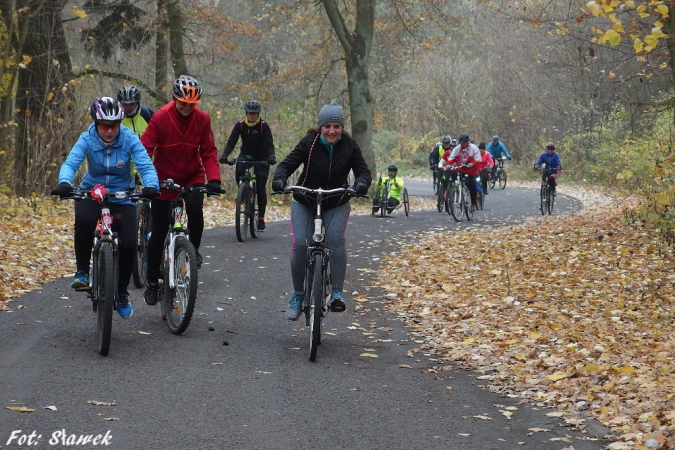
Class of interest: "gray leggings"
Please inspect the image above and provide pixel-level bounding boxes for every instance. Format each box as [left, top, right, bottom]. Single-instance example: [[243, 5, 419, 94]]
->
[[290, 200, 350, 293]]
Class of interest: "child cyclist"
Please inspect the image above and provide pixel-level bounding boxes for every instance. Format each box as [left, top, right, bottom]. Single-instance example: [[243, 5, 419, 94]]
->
[[534, 141, 562, 193], [372, 164, 405, 214]]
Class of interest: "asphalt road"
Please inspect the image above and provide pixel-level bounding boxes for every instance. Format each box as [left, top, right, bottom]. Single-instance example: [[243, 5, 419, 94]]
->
[[0, 182, 606, 450]]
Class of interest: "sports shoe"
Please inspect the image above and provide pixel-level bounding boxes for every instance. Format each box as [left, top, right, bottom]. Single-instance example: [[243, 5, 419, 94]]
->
[[195, 252, 203, 268], [286, 292, 304, 321], [144, 282, 159, 305], [257, 218, 266, 231], [470, 204, 476, 212], [117, 293, 133, 318], [71, 271, 89, 289], [330, 290, 346, 312]]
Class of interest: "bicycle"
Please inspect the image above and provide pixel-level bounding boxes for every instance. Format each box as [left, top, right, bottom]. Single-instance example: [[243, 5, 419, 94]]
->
[[157, 179, 222, 334], [51, 184, 146, 356], [538, 166, 557, 215], [232, 156, 274, 242], [490, 156, 508, 190], [371, 177, 410, 217], [446, 165, 474, 222], [132, 198, 151, 288], [276, 185, 364, 361]]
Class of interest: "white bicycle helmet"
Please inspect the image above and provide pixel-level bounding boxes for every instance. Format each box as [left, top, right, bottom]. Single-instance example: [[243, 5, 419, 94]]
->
[[90, 97, 125, 121]]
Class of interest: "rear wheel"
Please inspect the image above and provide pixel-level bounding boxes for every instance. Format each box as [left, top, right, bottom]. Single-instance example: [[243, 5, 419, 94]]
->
[[308, 254, 323, 361], [249, 185, 258, 238], [164, 236, 198, 334], [449, 185, 464, 221], [96, 243, 114, 356], [235, 182, 248, 242], [132, 202, 150, 288], [436, 183, 445, 212], [490, 169, 497, 189], [499, 170, 507, 189], [402, 188, 410, 217]]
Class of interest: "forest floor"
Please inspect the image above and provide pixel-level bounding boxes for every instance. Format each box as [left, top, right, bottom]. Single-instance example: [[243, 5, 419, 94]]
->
[[1, 184, 673, 449]]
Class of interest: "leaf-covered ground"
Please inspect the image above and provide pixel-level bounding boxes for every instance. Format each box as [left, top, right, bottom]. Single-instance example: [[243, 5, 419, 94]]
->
[[1, 187, 673, 449]]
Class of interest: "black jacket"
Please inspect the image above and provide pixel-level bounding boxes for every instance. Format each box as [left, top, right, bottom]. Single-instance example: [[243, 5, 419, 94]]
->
[[222, 119, 275, 160], [274, 131, 371, 210]]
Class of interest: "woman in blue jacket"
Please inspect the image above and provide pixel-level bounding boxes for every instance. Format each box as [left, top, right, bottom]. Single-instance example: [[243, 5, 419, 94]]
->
[[534, 142, 562, 193], [54, 97, 159, 318]]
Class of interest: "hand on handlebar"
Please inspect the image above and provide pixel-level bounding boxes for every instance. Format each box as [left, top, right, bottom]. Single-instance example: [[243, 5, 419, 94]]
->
[[52, 182, 74, 197], [354, 182, 368, 196], [272, 179, 286, 193]]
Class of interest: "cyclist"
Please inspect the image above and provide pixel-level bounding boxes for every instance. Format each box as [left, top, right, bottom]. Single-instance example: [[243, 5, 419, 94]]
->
[[54, 97, 160, 318], [487, 135, 512, 181], [271, 102, 371, 320], [117, 85, 154, 138], [218, 99, 276, 231], [140, 75, 222, 306], [534, 141, 562, 194], [429, 136, 452, 190], [477, 142, 494, 195], [439, 133, 482, 212], [372, 164, 405, 214]]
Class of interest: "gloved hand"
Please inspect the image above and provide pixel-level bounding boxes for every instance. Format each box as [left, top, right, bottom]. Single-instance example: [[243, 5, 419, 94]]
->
[[268, 155, 277, 165], [53, 182, 74, 197], [218, 153, 229, 164], [207, 180, 222, 193], [272, 179, 286, 192], [465, 163, 474, 168], [141, 187, 160, 198], [508, 157, 512, 160], [354, 182, 368, 196], [226, 159, 236, 166]]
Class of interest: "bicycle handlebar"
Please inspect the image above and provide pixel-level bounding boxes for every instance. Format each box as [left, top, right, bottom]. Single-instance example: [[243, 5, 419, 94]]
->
[[273, 185, 368, 199], [159, 179, 223, 196], [51, 187, 147, 202]]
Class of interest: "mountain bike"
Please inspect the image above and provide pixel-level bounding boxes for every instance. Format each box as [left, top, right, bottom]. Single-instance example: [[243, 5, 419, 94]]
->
[[234, 156, 273, 242], [132, 198, 151, 288], [371, 178, 410, 217], [157, 179, 222, 334], [490, 156, 508, 190], [538, 167, 557, 215], [447, 166, 474, 222], [277, 185, 364, 361], [52, 185, 146, 356]]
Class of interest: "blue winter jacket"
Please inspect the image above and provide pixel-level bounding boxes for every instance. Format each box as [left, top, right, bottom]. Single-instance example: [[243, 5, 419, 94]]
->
[[488, 141, 511, 160], [535, 152, 562, 174], [58, 123, 159, 205]]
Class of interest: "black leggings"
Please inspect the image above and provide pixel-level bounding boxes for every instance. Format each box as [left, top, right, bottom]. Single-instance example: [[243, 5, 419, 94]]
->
[[235, 162, 270, 218], [73, 199, 136, 294], [147, 192, 204, 284]]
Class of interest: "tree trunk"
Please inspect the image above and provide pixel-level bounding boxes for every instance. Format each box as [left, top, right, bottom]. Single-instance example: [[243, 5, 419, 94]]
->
[[321, 0, 376, 176], [155, 0, 169, 101], [166, 0, 188, 78]]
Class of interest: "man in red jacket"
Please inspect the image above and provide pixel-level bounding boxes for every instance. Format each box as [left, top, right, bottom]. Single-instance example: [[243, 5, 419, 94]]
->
[[439, 133, 482, 212], [140, 75, 222, 306]]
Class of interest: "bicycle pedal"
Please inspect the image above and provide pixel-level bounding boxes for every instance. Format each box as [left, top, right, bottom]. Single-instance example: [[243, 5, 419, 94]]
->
[[76, 286, 89, 292]]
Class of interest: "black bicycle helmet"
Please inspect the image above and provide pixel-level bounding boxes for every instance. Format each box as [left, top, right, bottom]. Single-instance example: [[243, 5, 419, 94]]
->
[[244, 99, 261, 113], [387, 164, 398, 173], [458, 133, 470, 144], [117, 85, 141, 104], [546, 142, 556, 150], [90, 97, 124, 122], [442, 135, 452, 144]]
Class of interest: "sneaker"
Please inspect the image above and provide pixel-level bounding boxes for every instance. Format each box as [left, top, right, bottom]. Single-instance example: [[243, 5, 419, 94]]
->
[[144, 282, 159, 305], [470, 204, 476, 212], [71, 271, 89, 289], [257, 218, 266, 231], [286, 292, 304, 321], [195, 252, 203, 268], [330, 290, 346, 312], [117, 293, 133, 318]]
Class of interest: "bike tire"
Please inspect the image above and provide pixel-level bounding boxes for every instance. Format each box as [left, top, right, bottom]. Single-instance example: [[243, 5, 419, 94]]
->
[[235, 182, 248, 242], [308, 253, 323, 362], [464, 185, 474, 221], [164, 236, 199, 334], [540, 186, 546, 215], [547, 188, 555, 215], [499, 170, 507, 189], [380, 187, 387, 218], [249, 186, 258, 238], [402, 188, 410, 217], [96, 243, 115, 356], [477, 190, 484, 210], [132, 202, 150, 288], [436, 184, 445, 212], [490, 170, 497, 189], [449, 185, 464, 221]]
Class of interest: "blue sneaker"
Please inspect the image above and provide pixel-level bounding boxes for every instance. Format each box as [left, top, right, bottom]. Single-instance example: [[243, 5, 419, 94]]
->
[[117, 293, 133, 318], [330, 289, 346, 312], [71, 271, 89, 289], [286, 292, 304, 321]]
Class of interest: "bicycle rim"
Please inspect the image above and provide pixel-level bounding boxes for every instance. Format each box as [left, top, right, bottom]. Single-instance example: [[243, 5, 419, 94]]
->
[[235, 183, 247, 242], [436, 186, 444, 212], [464, 190, 474, 221], [133, 203, 149, 288], [308, 254, 323, 361], [499, 171, 507, 189], [249, 187, 258, 238], [165, 237, 198, 334], [547, 189, 554, 214], [450, 186, 464, 221], [96, 243, 114, 356], [540, 186, 546, 215], [403, 188, 410, 217]]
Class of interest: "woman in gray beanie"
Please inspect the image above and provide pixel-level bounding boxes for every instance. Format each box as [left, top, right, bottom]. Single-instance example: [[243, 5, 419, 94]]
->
[[272, 102, 371, 321]]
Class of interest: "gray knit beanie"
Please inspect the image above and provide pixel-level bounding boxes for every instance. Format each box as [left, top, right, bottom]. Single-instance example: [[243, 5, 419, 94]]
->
[[317, 102, 345, 128]]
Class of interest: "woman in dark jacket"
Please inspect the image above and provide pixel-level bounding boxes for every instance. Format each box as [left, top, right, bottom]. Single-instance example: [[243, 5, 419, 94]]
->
[[273, 102, 371, 320]]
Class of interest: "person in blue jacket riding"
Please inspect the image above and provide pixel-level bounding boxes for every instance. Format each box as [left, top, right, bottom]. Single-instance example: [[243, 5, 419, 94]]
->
[[534, 141, 562, 193]]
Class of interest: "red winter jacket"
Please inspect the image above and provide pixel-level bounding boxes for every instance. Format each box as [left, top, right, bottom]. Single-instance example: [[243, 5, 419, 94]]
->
[[141, 102, 220, 201]]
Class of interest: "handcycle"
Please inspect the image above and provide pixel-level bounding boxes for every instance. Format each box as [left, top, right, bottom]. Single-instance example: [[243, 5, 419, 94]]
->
[[490, 156, 508, 190], [132, 197, 151, 288], [371, 177, 409, 217], [537, 164, 557, 215], [156, 179, 222, 334], [275, 185, 365, 361], [51, 184, 148, 356], [446, 165, 475, 222], [230, 155, 274, 242]]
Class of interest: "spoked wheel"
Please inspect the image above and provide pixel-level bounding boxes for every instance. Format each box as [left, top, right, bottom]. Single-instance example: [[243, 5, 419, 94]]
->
[[249, 187, 258, 239], [464, 189, 474, 221], [499, 170, 507, 189], [490, 171, 497, 189], [164, 236, 199, 334], [132, 202, 150, 288], [308, 254, 323, 362], [402, 188, 410, 217], [235, 183, 249, 242], [449, 185, 464, 221], [540, 186, 546, 215], [477, 189, 484, 210], [380, 189, 387, 218], [96, 243, 115, 356], [547, 188, 555, 215], [436, 184, 445, 212]]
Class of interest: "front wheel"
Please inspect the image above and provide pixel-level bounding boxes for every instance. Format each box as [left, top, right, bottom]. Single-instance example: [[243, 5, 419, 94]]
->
[[235, 182, 249, 242], [464, 185, 474, 221], [499, 170, 507, 189], [164, 236, 199, 334], [547, 187, 555, 215], [96, 243, 115, 356], [308, 254, 323, 361], [132, 202, 150, 288], [402, 188, 410, 217], [490, 170, 497, 189], [436, 184, 445, 212], [540, 185, 546, 215], [449, 185, 464, 221], [249, 186, 258, 239]]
